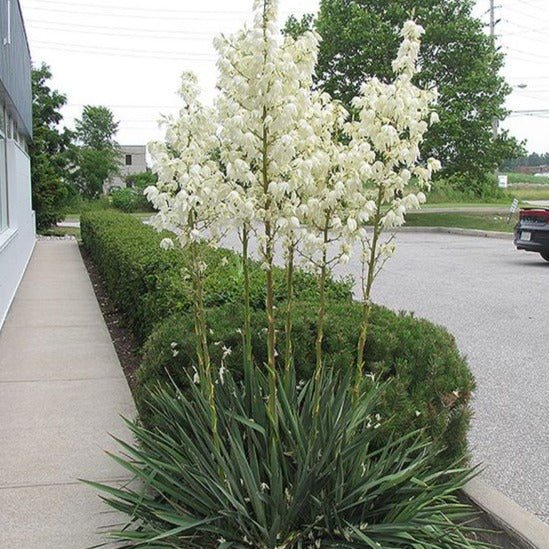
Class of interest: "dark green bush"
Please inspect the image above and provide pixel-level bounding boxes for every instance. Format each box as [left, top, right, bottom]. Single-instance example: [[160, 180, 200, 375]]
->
[[137, 300, 474, 466], [91, 370, 486, 548], [81, 210, 475, 467], [80, 210, 351, 342]]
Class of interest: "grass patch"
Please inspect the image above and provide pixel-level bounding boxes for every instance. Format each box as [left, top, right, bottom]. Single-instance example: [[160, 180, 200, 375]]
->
[[38, 226, 81, 238], [503, 172, 549, 185], [422, 202, 507, 209], [508, 185, 549, 201], [62, 210, 152, 223], [62, 215, 80, 223], [406, 212, 516, 232]]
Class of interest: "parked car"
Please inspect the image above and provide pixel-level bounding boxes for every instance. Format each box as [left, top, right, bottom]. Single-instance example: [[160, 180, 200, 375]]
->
[[514, 208, 549, 261]]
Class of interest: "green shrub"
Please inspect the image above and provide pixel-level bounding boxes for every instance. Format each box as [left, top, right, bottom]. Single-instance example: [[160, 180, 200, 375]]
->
[[90, 370, 487, 548], [82, 210, 475, 467], [111, 176, 155, 212], [137, 301, 474, 467], [110, 187, 141, 212], [124, 169, 157, 189], [80, 210, 351, 342], [65, 194, 112, 213], [503, 172, 549, 185], [429, 173, 506, 202]]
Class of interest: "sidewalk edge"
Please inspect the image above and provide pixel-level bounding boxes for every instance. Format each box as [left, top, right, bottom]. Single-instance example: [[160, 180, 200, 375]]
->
[[394, 226, 512, 239]]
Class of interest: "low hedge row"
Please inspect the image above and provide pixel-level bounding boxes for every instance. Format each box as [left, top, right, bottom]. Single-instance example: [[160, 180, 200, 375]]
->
[[80, 210, 351, 342], [138, 301, 474, 466], [81, 209, 475, 467]]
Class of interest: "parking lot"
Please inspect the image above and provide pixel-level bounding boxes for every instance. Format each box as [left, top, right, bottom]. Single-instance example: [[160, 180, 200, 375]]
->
[[223, 227, 549, 523], [338, 231, 549, 523]]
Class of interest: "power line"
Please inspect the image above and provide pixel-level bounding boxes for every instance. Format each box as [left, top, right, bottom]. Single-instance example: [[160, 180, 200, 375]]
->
[[511, 109, 549, 113], [506, 53, 549, 66], [26, 19, 219, 39], [505, 22, 549, 36], [504, 46, 549, 61], [31, 40, 217, 60], [509, 92, 549, 104], [27, 22, 214, 41], [504, 4, 549, 25], [23, 4, 249, 22], [508, 75, 549, 80], [502, 29, 549, 46], [24, 0, 311, 18], [513, 88, 549, 93], [65, 103, 180, 109], [506, 0, 549, 18], [23, 0, 250, 17]]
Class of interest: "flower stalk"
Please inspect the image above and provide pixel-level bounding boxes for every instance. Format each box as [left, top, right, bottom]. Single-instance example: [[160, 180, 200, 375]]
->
[[189, 229, 221, 456], [313, 216, 330, 417], [284, 239, 295, 378], [355, 184, 384, 402]]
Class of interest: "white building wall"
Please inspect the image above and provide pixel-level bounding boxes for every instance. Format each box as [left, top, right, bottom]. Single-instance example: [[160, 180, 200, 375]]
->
[[0, 141, 35, 328]]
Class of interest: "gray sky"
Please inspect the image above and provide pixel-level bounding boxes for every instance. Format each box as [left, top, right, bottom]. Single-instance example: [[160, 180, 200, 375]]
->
[[19, 0, 549, 155]]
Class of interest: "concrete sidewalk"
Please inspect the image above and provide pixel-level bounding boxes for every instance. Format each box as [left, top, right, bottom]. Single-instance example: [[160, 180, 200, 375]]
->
[[0, 239, 136, 548]]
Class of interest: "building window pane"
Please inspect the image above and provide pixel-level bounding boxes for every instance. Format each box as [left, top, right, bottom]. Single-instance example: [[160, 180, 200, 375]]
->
[[125, 154, 132, 166]]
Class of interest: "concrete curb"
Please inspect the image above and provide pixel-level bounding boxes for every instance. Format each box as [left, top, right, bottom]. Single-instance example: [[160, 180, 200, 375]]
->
[[463, 478, 549, 549], [394, 226, 512, 240], [61, 220, 513, 240]]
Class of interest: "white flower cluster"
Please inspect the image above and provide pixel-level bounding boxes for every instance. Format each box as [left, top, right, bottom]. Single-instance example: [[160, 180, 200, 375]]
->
[[345, 20, 440, 232], [147, 0, 440, 273], [145, 72, 229, 247], [214, 0, 323, 243]]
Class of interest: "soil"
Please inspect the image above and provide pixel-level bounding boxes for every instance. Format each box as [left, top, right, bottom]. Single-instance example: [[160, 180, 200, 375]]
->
[[79, 243, 141, 394]]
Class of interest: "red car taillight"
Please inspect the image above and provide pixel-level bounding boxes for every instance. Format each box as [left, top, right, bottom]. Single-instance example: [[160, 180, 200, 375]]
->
[[519, 209, 549, 223]]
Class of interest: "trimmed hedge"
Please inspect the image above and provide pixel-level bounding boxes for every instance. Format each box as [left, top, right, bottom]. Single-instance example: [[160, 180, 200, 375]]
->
[[137, 301, 474, 466], [80, 210, 351, 342], [81, 209, 475, 466]]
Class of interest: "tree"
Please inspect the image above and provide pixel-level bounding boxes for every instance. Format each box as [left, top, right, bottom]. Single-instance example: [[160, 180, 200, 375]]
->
[[73, 105, 120, 198], [502, 151, 549, 171], [285, 0, 525, 193], [29, 63, 73, 229]]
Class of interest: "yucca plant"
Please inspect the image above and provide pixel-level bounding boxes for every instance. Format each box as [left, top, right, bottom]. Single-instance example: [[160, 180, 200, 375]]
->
[[88, 370, 489, 548]]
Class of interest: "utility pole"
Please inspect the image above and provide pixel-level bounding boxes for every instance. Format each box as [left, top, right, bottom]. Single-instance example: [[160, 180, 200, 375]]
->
[[490, 0, 499, 179], [490, 0, 498, 142], [489, 0, 495, 38]]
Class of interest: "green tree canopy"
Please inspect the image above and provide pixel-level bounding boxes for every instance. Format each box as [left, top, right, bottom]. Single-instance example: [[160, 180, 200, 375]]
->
[[285, 0, 524, 193], [29, 63, 73, 230], [502, 151, 549, 170], [73, 105, 120, 198], [75, 105, 119, 150]]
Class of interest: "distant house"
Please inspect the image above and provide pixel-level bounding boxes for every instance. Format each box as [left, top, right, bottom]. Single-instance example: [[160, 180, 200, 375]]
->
[[0, 0, 34, 328], [108, 145, 147, 191]]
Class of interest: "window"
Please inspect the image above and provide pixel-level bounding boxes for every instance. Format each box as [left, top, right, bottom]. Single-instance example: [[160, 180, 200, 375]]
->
[[0, 106, 7, 232], [125, 154, 132, 166]]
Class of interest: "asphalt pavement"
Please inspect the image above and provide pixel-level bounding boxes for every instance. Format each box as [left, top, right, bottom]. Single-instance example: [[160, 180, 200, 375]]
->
[[222, 228, 549, 524], [57, 216, 549, 529], [335, 231, 549, 524]]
